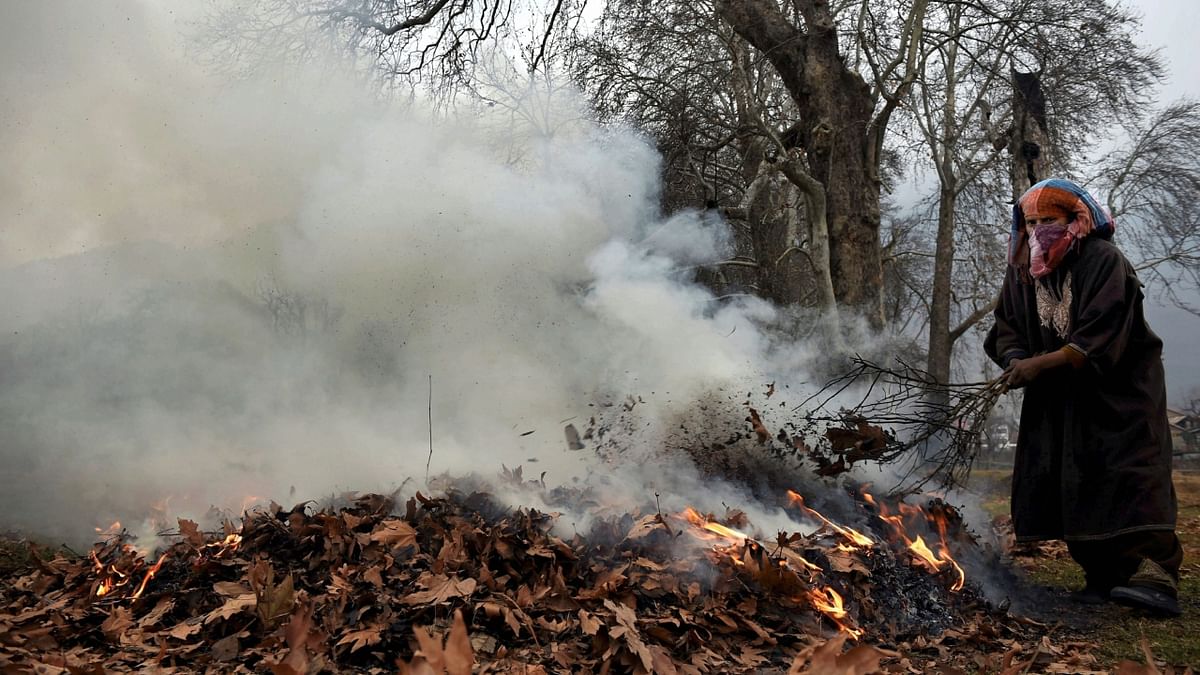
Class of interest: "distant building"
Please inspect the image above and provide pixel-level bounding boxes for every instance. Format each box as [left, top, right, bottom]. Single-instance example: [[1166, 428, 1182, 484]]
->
[[1167, 407, 1199, 461]]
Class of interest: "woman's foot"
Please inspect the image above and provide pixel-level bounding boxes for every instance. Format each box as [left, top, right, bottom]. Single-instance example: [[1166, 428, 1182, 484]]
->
[[1110, 584, 1182, 617]]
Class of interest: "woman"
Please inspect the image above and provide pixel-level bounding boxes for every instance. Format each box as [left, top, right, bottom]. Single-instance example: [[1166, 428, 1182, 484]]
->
[[985, 178, 1182, 616]]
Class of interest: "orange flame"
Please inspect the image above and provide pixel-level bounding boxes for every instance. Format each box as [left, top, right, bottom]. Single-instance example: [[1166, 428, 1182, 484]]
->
[[131, 553, 169, 600], [94, 521, 122, 536], [679, 507, 748, 545], [786, 491, 874, 548], [806, 586, 863, 639], [864, 492, 967, 592], [90, 549, 132, 598]]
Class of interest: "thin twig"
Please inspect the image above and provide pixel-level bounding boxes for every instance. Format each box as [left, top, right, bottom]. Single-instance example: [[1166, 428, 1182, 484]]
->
[[425, 374, 433, 484]]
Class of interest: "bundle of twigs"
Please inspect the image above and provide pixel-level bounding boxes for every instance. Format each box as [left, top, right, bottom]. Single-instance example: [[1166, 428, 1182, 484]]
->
[[792, 357, 1007, 494]]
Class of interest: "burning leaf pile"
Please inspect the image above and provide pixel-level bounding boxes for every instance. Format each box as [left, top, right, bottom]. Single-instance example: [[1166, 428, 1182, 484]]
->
[[0, 480, 1089, 673]]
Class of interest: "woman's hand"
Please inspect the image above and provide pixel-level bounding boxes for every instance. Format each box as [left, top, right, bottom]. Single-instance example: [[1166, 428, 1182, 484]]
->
[[1003, 348, 1080, 388], [1003, 357, 1044, 389]]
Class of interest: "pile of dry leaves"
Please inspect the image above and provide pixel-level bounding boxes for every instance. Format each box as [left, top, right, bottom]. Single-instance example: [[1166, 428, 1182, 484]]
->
[[0, 473, 1130, 674]]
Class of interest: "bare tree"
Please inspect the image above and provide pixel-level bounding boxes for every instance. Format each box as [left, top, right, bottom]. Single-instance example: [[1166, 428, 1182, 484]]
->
[[1096, 101, 1200, 313], [199, 0, 588, 89]]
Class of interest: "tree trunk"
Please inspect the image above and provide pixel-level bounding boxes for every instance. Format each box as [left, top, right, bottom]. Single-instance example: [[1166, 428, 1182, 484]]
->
[[927, 184, 957, 385], [926, 8, 960, 386], [716, 0, 884, 328], [1010, 70, 1054, 200]]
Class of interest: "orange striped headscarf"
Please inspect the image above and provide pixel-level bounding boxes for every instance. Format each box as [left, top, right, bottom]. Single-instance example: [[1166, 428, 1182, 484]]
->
[[1009, 178, 1115, 279]]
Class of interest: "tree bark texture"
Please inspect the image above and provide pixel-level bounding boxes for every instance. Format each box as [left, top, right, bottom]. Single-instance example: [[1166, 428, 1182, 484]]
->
[[717, 0, 884, 327], [1010, 70, 1054, 200]]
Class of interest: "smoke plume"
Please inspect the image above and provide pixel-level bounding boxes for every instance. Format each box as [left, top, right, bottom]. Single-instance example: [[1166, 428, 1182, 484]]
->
[[0, 1, 845, 546]]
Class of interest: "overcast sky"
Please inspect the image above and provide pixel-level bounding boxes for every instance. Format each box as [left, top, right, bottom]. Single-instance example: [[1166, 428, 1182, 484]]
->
[[1128, 0, 1200, 403]]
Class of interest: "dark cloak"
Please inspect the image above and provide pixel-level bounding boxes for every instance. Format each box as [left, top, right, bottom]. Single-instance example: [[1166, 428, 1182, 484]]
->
[[984, 237, 1176, 542]]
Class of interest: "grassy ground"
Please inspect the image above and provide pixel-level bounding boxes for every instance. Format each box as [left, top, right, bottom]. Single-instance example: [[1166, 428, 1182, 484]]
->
[[967, 468, 1200, 669]]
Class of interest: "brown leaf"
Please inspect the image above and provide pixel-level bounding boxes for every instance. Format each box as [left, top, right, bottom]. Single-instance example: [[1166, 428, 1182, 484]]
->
[[204, 593, 256, 625], [412, 625, 445, 672], [166, 617, 204, 641], [747, 407, 771, 443], [213, 581, 251, 597], [211, 634, 239, 662], [249, 561, 295, 627], [650, 644, 680, 675], [790, 633, 890, 675], [274, 600, 314, 675], [444, 609, 475, 675], [370, 520, 418, 550], [363, 565, 384, 589], [100, 607, 134, 640], [603, 599, 653, 673], [624, 514, 671, 542], [337, 625, 383, 653], [403, 574, 477, 605], [579, 609, 601, 636], [138, 597, 175, 628], [835, 644, 890, 674], [177, 518, 205, 547]]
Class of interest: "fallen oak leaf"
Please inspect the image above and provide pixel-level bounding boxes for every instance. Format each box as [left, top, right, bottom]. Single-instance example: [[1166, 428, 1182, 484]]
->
[[211, 634, 239, 662], [213, 581, 251, 597], [623, 514, 672, 543], [138, 597, 175, 629], [790, 633, 893, 675], [248, 560, 295, 628]]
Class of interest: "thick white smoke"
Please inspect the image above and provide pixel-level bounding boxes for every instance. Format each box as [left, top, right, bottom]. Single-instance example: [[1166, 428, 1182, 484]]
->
[[0, 1, 846, 546]]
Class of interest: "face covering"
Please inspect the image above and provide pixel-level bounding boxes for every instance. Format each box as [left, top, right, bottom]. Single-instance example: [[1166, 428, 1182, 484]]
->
[[1028, 223, 1069, 278]]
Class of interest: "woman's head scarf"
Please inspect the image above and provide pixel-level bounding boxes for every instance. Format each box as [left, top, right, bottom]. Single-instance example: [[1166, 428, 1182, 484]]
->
[[1009, 178, 1115, 279]]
